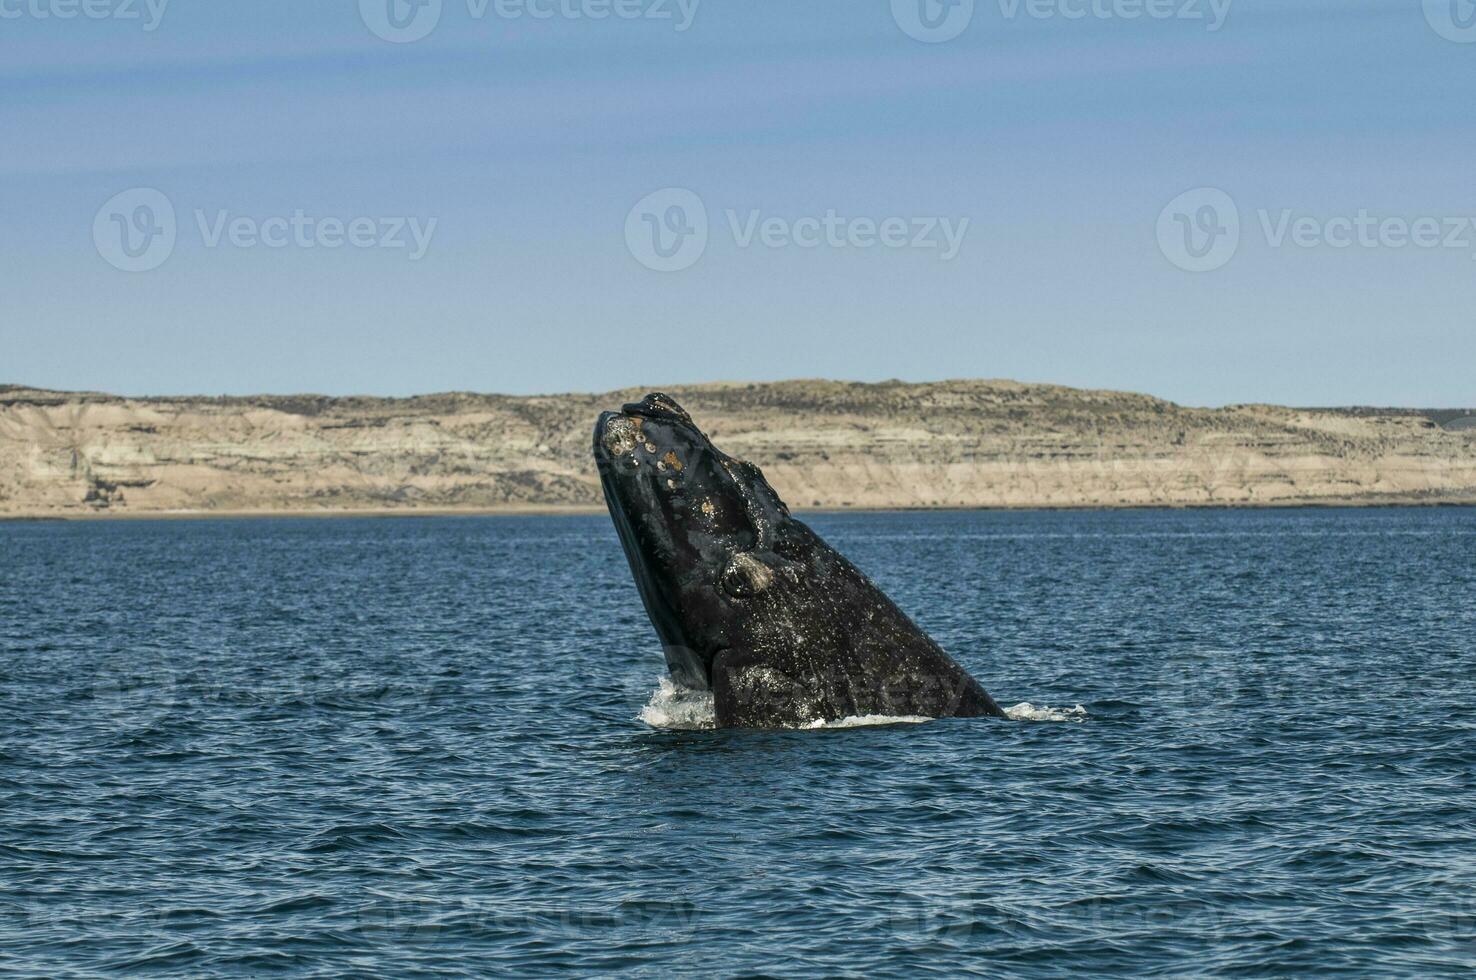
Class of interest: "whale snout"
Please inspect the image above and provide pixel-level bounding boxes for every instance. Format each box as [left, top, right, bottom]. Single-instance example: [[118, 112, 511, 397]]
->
[[595, 394, 697, 472], [621, 392, 692, 425]]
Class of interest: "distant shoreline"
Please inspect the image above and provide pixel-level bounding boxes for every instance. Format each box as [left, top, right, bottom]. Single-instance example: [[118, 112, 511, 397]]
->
[[6, 379, 1475, 518], [6, 497, 1476, 523]]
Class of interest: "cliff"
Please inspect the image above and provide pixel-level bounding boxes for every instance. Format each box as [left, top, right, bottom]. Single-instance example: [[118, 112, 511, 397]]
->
[[2, 380, 1475, 517]]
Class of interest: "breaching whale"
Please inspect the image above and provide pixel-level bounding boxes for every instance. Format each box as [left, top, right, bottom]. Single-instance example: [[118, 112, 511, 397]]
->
[[595, 392, 1008, 728]]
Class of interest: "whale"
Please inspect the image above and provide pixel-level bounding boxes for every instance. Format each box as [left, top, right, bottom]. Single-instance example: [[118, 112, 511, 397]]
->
[[595, 392, 1008, 728]]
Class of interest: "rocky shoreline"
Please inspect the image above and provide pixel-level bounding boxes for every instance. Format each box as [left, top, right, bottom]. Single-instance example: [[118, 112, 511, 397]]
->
[[3, 380, 1475, 518]]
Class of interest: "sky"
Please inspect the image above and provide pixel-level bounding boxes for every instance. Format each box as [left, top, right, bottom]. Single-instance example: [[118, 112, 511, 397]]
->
[[2, 0, 1474, 407]]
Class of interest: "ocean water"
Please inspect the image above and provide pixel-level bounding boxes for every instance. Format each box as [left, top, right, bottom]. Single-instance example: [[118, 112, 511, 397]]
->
[[3, 508, 1475, 976]]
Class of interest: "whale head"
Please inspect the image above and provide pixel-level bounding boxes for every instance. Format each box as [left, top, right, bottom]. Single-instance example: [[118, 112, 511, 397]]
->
[[594, 392, 809, 690]]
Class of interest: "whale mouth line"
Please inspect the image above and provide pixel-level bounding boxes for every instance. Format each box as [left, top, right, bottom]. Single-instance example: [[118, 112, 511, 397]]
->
[[619, 392, 693, 426]]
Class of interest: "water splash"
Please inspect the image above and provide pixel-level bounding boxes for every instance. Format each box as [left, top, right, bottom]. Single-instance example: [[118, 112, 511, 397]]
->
[[801, 714, 933, 729], [638, 678, 715, 730], [1005, 702, 1088, 723], [639, 679, 1081, 729], [638, 680, 937, 730]]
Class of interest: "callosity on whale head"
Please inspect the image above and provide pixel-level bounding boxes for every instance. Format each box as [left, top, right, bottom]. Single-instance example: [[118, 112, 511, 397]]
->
[[594, 392, 1007, 728]]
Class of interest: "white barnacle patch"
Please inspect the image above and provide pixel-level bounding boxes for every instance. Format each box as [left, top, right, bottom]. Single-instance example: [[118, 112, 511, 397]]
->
[[721, 552, 775, 598], [601, 416, 640, 457]]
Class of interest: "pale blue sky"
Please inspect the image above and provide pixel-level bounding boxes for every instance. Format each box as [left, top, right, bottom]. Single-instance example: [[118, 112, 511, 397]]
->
[[3, 0, 1474, 406]]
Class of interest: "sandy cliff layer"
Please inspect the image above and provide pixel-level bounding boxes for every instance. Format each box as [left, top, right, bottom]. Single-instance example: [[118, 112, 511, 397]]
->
[[2, 380, 1475, 517]]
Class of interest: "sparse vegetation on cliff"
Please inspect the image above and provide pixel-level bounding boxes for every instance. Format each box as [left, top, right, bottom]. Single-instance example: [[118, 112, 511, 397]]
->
[[2, 381, 1474, 517]]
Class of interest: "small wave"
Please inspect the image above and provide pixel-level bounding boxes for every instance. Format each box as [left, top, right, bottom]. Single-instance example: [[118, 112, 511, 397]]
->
[[1005, 702, 1088, 723]]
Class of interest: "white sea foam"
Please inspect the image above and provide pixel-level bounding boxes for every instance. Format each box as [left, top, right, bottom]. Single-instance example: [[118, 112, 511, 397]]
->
[[1005, 702, 1088, 723], [801, 714, 933, 729], [638, 678, 1086, 729], [638, 678, 716, 730], [637, 680, 933, 730]]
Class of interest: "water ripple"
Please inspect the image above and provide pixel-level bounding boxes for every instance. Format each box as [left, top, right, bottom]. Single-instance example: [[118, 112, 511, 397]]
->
[[2, 509, 1475, 975]]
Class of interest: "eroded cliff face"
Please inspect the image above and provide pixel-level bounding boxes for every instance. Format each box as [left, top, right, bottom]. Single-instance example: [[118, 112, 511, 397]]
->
[[2, 380, 1474, 517]]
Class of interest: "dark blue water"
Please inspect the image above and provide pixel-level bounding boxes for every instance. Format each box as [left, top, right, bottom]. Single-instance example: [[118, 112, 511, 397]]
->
[[4, 508, 1475, 976]]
